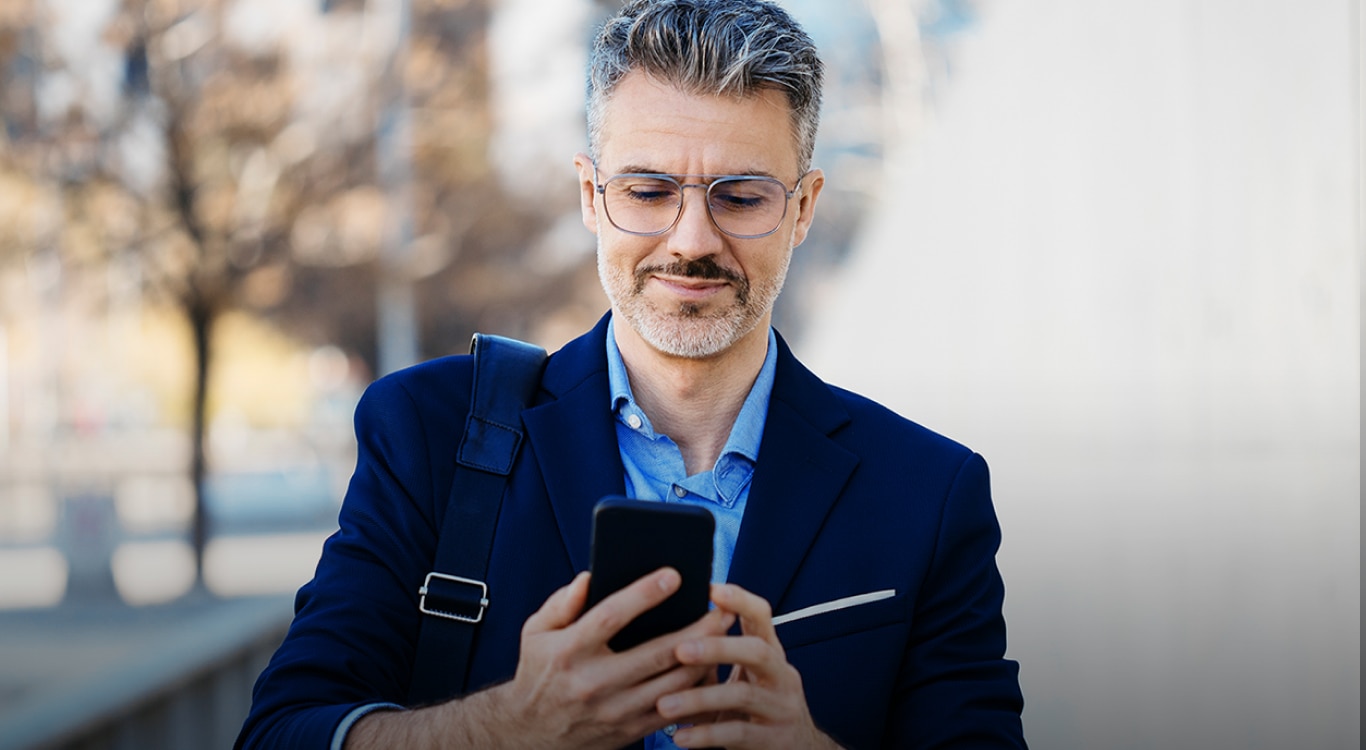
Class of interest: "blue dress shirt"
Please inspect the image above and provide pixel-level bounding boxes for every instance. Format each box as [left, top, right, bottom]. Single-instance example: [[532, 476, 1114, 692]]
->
[[605, 318, 776, 584], [606, 319, 777, 750]]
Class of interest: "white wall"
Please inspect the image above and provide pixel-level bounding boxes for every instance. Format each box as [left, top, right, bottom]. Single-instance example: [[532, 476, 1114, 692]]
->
[[803, 1, 1360, 747]]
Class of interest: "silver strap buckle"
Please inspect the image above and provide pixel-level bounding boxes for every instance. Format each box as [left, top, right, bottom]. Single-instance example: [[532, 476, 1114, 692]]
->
[[418, 572, 489, 623]]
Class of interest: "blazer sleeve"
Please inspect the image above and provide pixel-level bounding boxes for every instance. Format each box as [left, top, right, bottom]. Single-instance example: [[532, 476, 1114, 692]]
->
[[235, 364, 462, 749], [889, 451, 1027, 748]]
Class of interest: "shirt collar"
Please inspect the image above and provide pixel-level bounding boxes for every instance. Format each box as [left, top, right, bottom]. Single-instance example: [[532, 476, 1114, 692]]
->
[[606, 316, 777, 466]]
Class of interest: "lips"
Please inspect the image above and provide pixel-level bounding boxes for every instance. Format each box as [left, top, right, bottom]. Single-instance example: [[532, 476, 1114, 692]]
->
[[630, 257, 751, 307], [651, 274, 730, 300]]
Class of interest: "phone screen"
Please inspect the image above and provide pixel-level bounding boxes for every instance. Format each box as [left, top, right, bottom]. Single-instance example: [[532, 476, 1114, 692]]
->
[[585, 496, 715, 651]]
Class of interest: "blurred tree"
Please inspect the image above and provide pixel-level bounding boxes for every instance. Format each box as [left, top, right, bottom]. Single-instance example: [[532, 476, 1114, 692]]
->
[[1, 0, 597, 590], [0, 0, 932, 596]]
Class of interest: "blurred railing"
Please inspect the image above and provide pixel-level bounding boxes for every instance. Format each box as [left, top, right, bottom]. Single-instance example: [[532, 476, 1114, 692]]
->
[[0, 596, 292, 750]]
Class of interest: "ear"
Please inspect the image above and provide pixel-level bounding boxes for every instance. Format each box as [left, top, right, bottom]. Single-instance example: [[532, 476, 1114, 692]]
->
[[573, 153, 600, 235], [789, 168, 824, 248]]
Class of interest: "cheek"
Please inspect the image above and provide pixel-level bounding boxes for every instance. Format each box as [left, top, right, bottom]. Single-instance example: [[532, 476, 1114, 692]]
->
[[597, 233, 653, 272], [745, 241, 793, 282]]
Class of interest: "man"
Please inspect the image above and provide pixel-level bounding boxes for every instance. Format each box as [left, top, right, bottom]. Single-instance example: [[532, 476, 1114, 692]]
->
[[237, 1, 1026, 748]]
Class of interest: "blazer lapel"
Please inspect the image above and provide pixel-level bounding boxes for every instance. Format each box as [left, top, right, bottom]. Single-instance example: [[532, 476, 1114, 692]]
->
[[727, 334, 858, 613], [521, 319, 856, 610], [522, 316, 625, 573]]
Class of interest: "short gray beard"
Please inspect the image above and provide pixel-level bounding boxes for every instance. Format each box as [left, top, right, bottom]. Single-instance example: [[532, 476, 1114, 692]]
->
[[598, 242, 790, 359]]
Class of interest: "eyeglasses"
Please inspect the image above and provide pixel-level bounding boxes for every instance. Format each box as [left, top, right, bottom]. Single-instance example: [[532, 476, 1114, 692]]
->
[[594, 166, 807, 239]]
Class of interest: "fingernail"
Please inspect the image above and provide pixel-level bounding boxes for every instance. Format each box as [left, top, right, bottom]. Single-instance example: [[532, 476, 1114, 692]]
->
[[658, 694, 681, 714], [658, 568, 680, 591], [678, 640, 702, 660]]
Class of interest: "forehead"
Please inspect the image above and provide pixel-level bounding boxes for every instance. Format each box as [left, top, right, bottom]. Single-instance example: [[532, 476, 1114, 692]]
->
[[597, 71, 801, 177]]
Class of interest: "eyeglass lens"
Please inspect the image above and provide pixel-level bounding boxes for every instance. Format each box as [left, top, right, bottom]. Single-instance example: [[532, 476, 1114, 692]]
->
[[602, 175, 789, 238]]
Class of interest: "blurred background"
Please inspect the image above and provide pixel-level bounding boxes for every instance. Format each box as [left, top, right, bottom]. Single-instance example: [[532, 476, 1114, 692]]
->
[[0, 0, 1358, 748]]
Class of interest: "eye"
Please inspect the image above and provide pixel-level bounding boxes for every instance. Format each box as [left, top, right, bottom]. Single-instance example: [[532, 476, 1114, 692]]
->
[[611, 177, 680, 205], [709, 180, 776, 213], [704, 189, 770, 213]]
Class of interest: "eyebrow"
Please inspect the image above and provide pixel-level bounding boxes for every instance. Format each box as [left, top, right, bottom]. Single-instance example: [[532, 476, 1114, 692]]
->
[[610, 163, 778, 179]]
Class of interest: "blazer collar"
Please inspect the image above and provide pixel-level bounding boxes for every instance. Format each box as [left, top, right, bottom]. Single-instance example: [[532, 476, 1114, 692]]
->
[[524, 314, 858, 611]]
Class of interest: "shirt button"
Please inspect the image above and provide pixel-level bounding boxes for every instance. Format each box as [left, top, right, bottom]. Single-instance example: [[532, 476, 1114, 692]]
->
[[673, 485, 687, 498], [626, 413, 643, 430]]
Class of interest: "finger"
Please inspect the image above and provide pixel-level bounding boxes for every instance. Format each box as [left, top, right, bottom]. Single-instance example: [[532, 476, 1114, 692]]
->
[[676, 632, 797, 696], [671, 719, 763, 750], [523, 571, 590, 634], [725, 663, 747, 684], [577, 566, 682, 644], [711, 583, 779, 643], [657, 680, 764, 722], [675, 634, 772, 672], [658, 606, 735, 644], [592, 616, 728, 731], [598, 607, 734, 689], [604, 658, 713, 724]]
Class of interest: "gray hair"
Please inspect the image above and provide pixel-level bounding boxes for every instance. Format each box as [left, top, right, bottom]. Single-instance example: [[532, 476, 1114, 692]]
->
[[587, 0, 824, 174]]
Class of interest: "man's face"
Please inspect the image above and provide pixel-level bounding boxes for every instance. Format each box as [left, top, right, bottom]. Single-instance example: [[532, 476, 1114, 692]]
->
[[575, 71, 824, 360]]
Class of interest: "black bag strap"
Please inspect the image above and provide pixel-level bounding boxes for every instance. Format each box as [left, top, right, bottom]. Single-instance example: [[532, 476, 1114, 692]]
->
[[407, 333, 547, 705]]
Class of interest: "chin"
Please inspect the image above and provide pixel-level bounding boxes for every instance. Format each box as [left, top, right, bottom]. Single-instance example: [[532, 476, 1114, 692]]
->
[[629, 307, 766, 359], [598, 249, 780, 359], [643, 321, 741, 359]]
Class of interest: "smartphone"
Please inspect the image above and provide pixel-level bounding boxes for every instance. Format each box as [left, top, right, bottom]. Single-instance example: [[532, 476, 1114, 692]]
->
[[585, 496, 715, 651]]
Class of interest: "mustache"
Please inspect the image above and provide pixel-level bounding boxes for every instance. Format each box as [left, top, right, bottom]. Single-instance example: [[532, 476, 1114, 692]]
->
[[633, 257, 745, 291]]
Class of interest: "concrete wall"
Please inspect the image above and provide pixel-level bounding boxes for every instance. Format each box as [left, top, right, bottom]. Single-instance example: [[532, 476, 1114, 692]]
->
[[802, 1, 1360, 747]]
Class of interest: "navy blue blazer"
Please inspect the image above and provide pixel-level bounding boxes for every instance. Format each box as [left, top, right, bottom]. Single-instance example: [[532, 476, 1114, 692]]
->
[[237, 315, 1025, 749]]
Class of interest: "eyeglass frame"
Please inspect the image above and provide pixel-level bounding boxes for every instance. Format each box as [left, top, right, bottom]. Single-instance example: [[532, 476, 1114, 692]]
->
[[592, 162, 812, 240]]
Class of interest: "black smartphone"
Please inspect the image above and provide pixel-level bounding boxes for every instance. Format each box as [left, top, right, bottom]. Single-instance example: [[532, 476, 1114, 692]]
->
[[585, 496, 715, 651]]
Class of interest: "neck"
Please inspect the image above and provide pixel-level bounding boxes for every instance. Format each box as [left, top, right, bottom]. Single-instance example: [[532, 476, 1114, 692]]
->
[[614, 318, 770, 475]]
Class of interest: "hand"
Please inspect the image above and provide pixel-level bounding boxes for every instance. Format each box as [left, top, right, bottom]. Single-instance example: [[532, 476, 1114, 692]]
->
[[489, 568, 736, 749], [656, 583, 843, 749], [346, 569, 733, 750]]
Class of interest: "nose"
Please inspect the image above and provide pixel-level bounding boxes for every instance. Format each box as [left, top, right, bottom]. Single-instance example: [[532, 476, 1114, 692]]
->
[[666, 184, 726, 260]]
